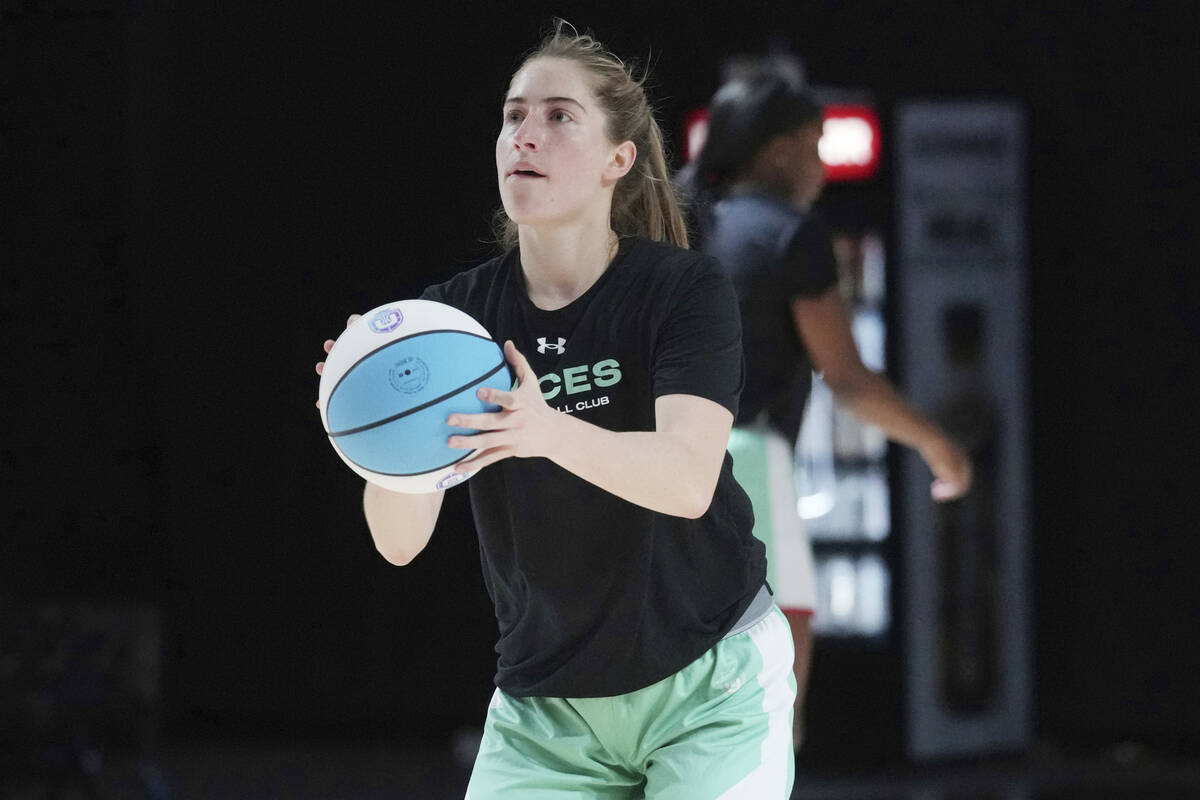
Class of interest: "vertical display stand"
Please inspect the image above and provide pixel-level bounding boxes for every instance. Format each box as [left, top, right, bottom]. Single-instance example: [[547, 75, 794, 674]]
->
[[803, 230, 893, 638], [895, 100, 1033, 761]]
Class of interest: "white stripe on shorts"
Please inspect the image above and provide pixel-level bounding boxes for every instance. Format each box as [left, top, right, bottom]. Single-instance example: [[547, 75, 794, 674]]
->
[[717, 608, 796, 799]]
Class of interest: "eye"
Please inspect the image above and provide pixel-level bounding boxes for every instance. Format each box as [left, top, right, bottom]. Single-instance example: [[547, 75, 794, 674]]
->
[[549, 109, 572, 123], [504, 109, 524, 124]]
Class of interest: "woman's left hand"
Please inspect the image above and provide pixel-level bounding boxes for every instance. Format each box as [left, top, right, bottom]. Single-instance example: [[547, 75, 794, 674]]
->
[[447, 340, 562, 471], [921, 436, 973, 502]]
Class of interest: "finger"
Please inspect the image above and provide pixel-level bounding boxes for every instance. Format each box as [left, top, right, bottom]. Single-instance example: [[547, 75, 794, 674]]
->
[[448, 411, 506, 431], [475, 386, 516, 408], [504, 340, 533, 382], [346, 314, 361, 328], [937, 459, 972, 498], [448, 431, 503, 450], [315, 362, 325, 376], [931, 478, 966, 502], [455, 446, 509, 472], [324, 339, 335, 354]]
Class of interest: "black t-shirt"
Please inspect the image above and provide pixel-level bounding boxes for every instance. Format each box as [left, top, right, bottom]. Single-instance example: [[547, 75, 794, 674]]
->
[[420, 237, 765, 698], [699, 193, 840, 443]]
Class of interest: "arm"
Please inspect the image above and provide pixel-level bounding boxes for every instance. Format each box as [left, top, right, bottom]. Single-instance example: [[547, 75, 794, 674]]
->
[[792, 289, 972, 501], [362, 483, 445, 565], [545, 393, 732, 518], [317, 315, 446, 565], [448, 341, 732, 519]]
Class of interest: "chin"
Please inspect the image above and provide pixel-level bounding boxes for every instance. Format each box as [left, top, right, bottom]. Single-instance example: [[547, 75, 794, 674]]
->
[[501, 200, 568, 230], [499, 193, 542, 223], [501, 206, 541, 227]]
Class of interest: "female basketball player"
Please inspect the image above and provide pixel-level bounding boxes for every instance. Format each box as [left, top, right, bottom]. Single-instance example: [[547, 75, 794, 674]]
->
[[678, 71, 973, 749], [317, 21, 794, 799]]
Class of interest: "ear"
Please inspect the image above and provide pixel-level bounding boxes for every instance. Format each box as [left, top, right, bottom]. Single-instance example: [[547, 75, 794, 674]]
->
[[604, 140, 637, 182]]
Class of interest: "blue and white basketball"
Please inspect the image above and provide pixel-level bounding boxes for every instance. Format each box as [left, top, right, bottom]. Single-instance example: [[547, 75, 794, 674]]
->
[[318, 299, 512, 493]]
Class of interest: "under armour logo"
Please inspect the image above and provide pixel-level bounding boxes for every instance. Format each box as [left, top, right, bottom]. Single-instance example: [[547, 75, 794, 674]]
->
[[536, 337, 567, 354]]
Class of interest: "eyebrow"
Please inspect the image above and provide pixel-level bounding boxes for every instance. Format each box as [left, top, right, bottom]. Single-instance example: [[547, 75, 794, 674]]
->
[[503, 95, 587, 113]]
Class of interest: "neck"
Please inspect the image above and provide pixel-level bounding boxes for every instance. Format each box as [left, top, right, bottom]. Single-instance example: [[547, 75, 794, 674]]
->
[[517, 220, 619, 311], [729, 177, 790, 203]]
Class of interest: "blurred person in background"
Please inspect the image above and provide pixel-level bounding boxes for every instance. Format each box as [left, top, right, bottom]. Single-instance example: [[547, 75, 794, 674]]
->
[[678, 68, 973, 750]]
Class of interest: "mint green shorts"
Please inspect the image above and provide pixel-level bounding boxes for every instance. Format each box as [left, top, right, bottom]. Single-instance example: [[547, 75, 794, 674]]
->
[[465, 608, 796, 799]]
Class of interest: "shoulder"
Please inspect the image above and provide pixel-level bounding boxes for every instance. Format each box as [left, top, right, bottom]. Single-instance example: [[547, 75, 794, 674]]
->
[[420, 251, 510, 305], [624, 237, 726, 288], [706, 194, 803, 261], [620, 239, 738, 323]]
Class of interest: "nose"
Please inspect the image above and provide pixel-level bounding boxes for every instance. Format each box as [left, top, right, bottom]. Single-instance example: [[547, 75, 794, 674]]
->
[[513, 116, 540, 150]]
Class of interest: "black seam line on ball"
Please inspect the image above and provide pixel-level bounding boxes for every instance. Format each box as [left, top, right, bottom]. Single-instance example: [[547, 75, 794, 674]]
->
[[350, 449, 478, 478], [327, 329, 496, 406], [327, 360, 509, 438]]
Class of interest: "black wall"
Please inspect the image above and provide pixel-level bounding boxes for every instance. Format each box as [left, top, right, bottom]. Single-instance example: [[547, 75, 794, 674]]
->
[[4, 1, 1196, 753]]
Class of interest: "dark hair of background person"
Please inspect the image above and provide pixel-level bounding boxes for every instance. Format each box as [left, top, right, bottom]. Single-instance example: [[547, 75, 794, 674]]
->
[[675, 68, 823, 245]]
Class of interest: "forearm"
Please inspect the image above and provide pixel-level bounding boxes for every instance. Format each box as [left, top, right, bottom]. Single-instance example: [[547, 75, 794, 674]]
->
[[448, 344, 732, 518], [544, 412, 721, 519], [796, 291, 945, 453], [362, 481, 444, 565], [828, 369, 946, 453], [825, 366, 972, 499]]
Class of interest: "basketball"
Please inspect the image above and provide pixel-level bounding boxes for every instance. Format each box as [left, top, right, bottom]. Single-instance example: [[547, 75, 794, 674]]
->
[[317, 299, 513, 493]]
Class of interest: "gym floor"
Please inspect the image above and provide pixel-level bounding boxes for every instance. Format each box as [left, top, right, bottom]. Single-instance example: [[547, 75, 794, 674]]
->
[[8, 734, 1198, 800]]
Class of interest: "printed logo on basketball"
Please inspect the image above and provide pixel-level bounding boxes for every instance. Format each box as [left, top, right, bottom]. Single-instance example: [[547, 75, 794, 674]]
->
[[369, 307, 405, 333], [436, 472, 470, 490], [537, 336, 567, 354], [388, 356, 429, 394]]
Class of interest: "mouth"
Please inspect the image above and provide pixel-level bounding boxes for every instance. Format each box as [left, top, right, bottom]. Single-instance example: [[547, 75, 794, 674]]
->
[[507, 167, 546, 179]]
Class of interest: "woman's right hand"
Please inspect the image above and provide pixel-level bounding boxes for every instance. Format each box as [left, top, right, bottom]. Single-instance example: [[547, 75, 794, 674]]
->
[[314, 314, 361, 408]]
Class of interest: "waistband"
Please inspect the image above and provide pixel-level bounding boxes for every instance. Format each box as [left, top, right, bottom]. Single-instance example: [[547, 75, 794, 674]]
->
[[722, 583, 774, 639]]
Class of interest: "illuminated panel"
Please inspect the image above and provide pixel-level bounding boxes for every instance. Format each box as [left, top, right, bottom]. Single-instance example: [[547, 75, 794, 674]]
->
[[820, 104, 881, 182], [682, 102, 880, 182], [682, 107, 710, 163]]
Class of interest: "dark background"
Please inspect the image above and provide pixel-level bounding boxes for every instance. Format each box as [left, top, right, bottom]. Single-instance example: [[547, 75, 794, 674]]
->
[[4, 0, 1197, 772]]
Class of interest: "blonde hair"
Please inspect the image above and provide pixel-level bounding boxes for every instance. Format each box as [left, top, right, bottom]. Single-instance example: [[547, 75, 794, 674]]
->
[[494, 20, 689, 250]]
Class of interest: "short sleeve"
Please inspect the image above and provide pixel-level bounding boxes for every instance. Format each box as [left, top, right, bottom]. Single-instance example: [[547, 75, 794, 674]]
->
[[418, 282, 446, 304], [781, 213, 840, 298], [651, 263, 744, 417], [416, 253, 506, 318], [418, 274, 468, 313]]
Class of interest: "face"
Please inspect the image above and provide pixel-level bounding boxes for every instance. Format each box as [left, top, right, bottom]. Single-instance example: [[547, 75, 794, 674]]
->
[[496, 57, 634, 230], [786, 121, 826, 210]]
